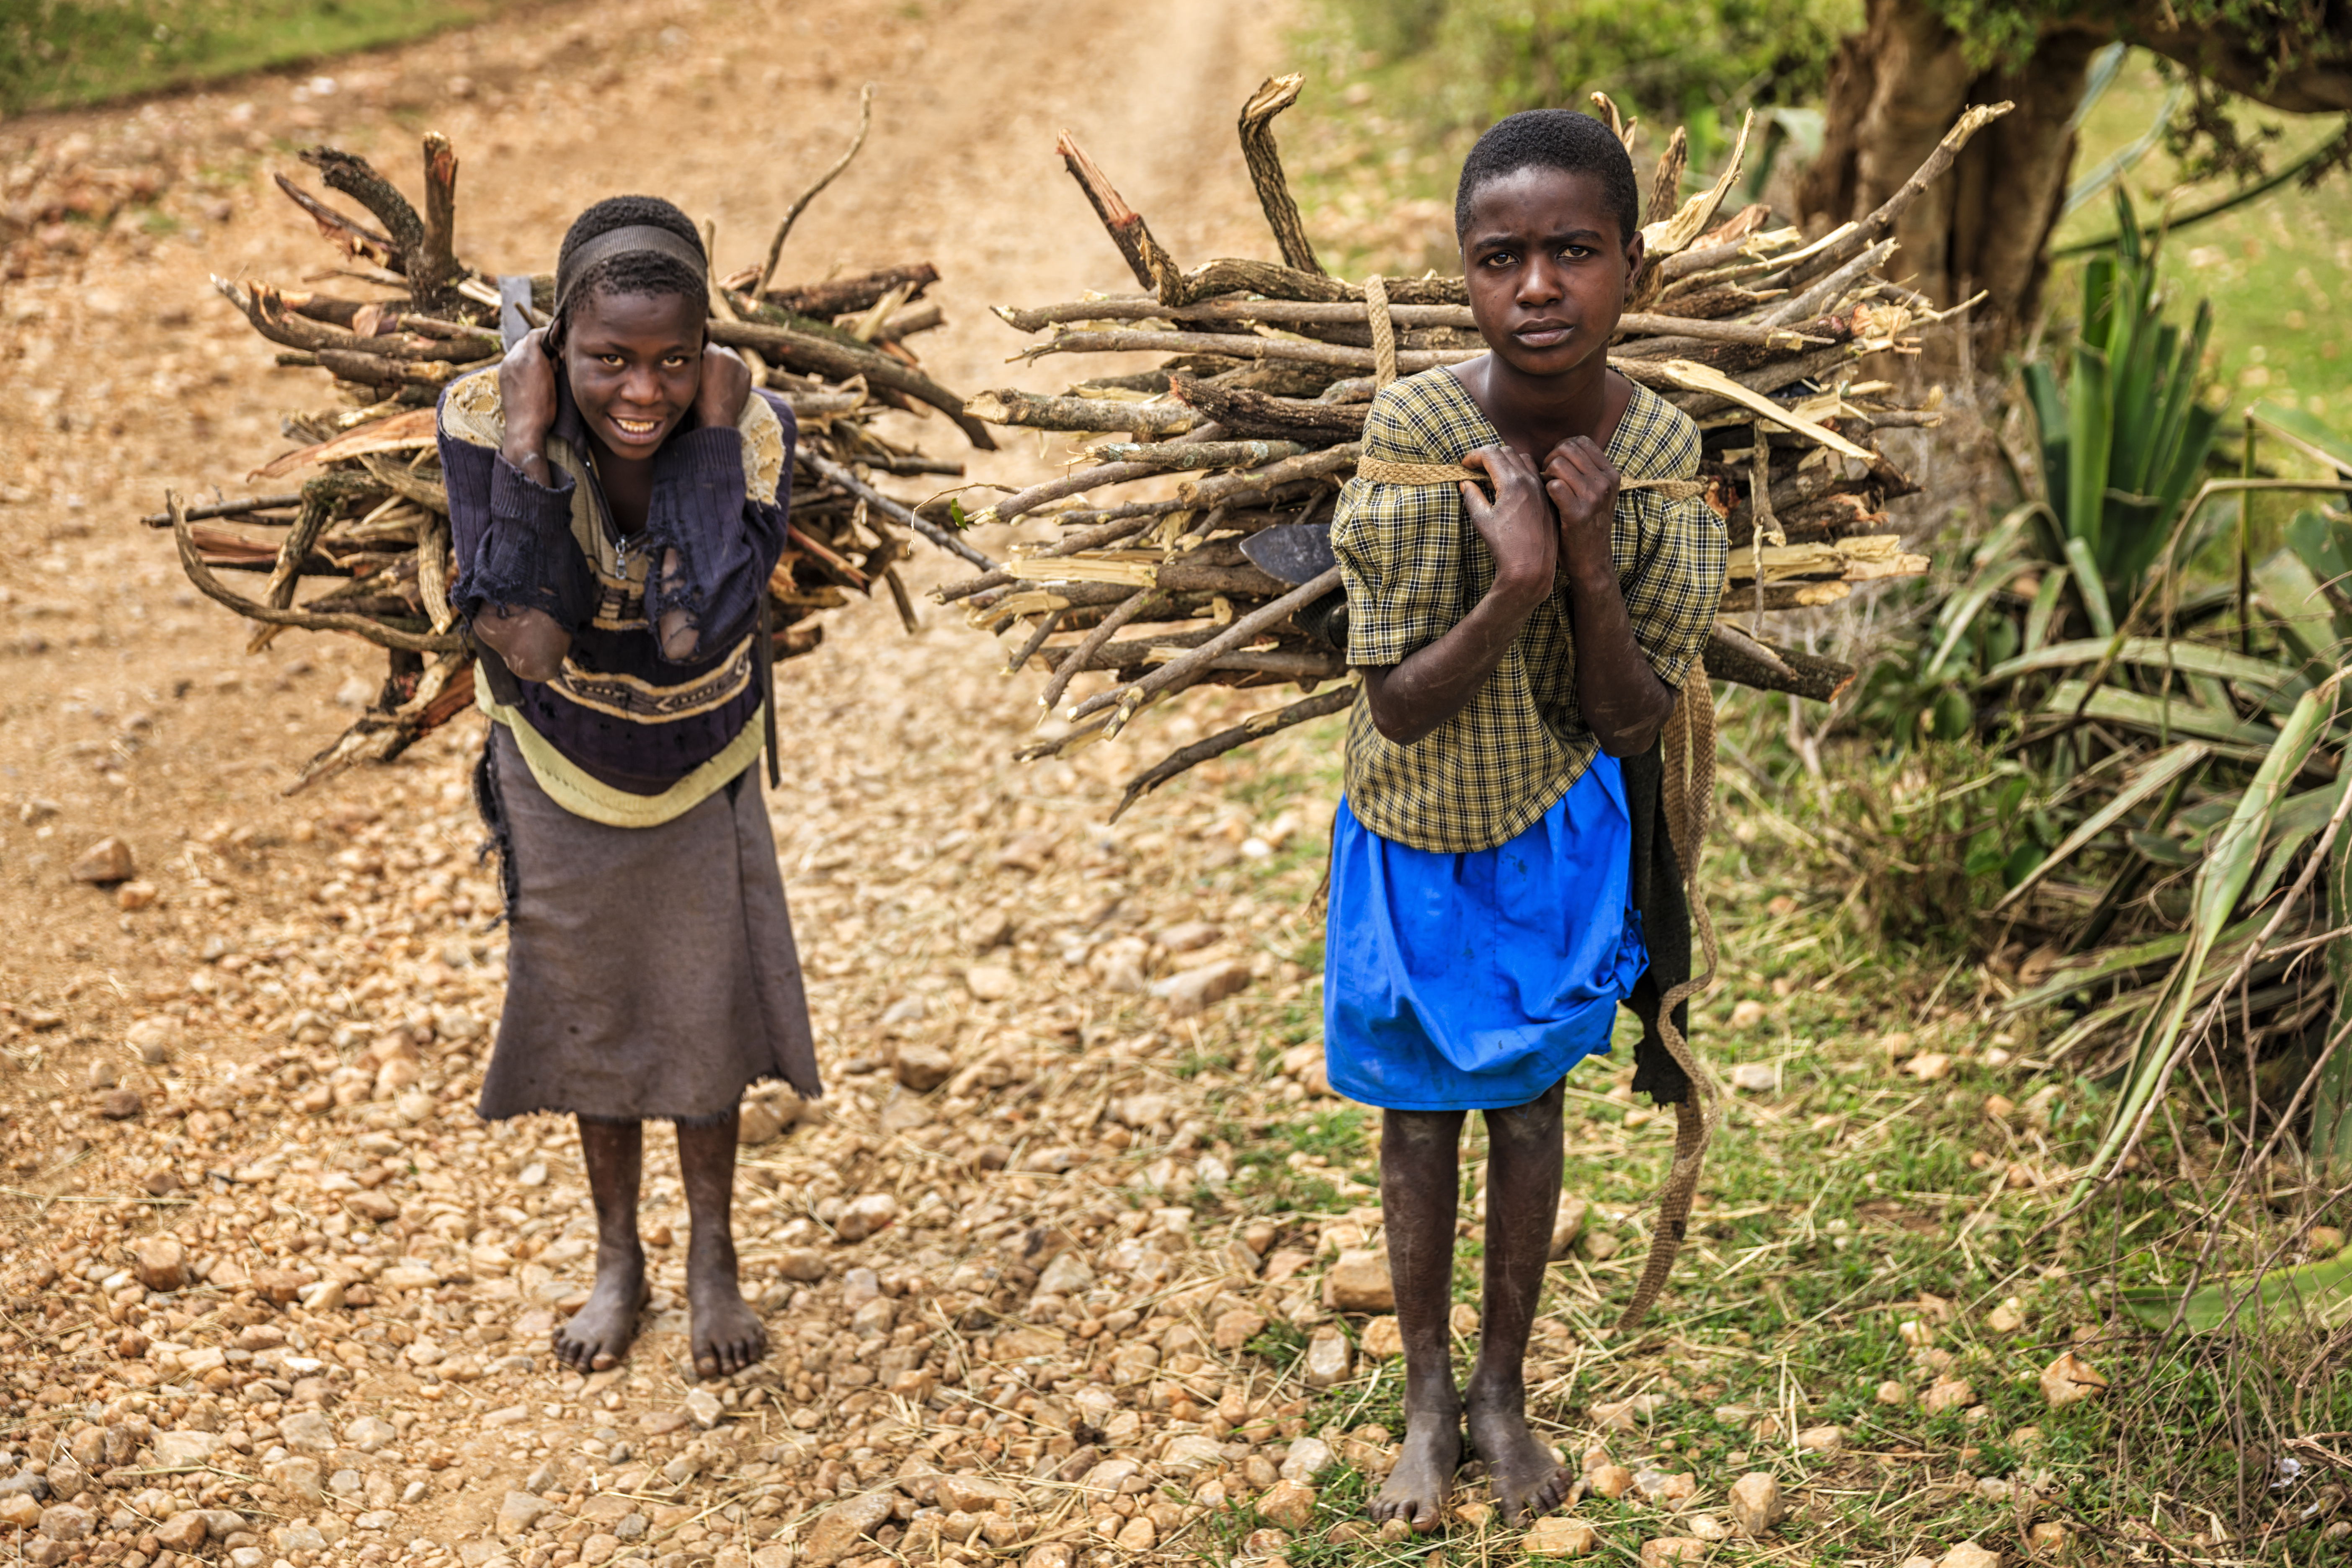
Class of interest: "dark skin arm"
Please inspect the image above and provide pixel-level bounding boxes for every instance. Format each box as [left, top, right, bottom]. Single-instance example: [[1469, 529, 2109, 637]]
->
[[1359, 437, 1675, 755]]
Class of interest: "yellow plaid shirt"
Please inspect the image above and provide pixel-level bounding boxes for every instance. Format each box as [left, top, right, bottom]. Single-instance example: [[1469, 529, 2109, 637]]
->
[[1334, 368, 1725, 853]]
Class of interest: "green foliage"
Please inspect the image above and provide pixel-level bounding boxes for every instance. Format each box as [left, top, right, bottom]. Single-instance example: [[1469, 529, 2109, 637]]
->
[[1321, 0, 1858, 162], [0, 0, 504, 116], [2024, 190, 2228, 619]]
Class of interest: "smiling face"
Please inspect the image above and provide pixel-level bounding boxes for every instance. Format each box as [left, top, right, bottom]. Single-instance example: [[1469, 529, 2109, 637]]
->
[[560, 289, 706, 457], [1459, 166, 1643, 380]]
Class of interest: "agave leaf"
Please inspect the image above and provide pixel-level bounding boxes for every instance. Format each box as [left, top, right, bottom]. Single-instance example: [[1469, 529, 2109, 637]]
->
[[2023, 361, 2070, 521], [1993, 741, 2209, 910], [2000, 912, 2268, 1014], [2253, 546, 2352, 665], [2117, 1247, 2352, 1333], [1924, 504, 2045, 679], [2067, 346, 2115, 563], [2081, 678, 2345, 1193], [2251, 398, 2352, 475], [2039, 681, 2280, 747], [2023, 569, 2069, 652], [2062, 538, 2116, 637], [1982, 636, 2306, 707]]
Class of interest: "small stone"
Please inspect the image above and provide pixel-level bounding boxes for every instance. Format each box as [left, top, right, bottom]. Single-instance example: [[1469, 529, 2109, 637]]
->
[[71, 836, 134, 884], [1639, 1471, 1696, 1507], [1591, 1393, 1661, 1431], [580, 1534, 622, 1566], [265, 1457, 324, 1506], [1588, 1465, 1635, 1499], [1728, 998, 1767, 1029], [778, 1247, 829, 1281], [126, 1016, 178, 1064], [1727, 1473, 1782, 1537], [271, 1524, 328, 1553], [1522, 1516, 1599, 1556], [1323, 1249, 1394, 1312], [1303, 1330, 1352, 1388], [1939, 1544, 2002, 1568], [0, 1496, 39, 1529], [1380, 1518, 1413, 1543], [99, 1087, 143, 1119], [938, 1477, 1019, 1514], [965, 964, 1016, 1002], [1151, 959, 1251, 1016], [1795, 1424, 1844, 1454], [1214, 1307, 1269, 1350], [1361, 1314, 1403, 1357], [1114, 1514, 1157, 1551], [737, 1099, 791, 1146], [1687, 1516, 1731, 1542], [1162, 1434, 1228, 1473], [685, 1388, 724, 1429], [803, 1491, 895, 1565], [131, 1235, 186, 1291], [2039, 1351, 2106, 1407], [1905, 1052, 1952, 1082], [1256, 1480, 1316, 1532], [1729, 1062, 1777, 1092], [1549, 1197, 1589, 1259], [1022, 1545, 1073, 1568], [345, 1415, 395, 1452], [893, 1043, 954, 1091], [1987, 1297, 2026, 1333], [1455, 1502, 1495, 1529], [834, 1193, 898, 1242], [116, 879, 159, 910], [1875, 1380, 1910, 1407], [495, 1491, 548, 1539], [1279, 1436, 1334, 1482], [154, 1511, 211, 1550], [2027, 1523, 2069, 1558], [1923, 1376, 1976, 1415], [151, 1430, 221, 1467], [37, 1505, 92, 1542], [1035, 1253, 1096, 1297], [1638, 1540, 1708, 1567]]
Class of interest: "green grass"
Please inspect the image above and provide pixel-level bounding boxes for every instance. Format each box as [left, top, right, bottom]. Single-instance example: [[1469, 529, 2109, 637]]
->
[[0, 0, 511, 116], [2054, 54, 2352, 447]]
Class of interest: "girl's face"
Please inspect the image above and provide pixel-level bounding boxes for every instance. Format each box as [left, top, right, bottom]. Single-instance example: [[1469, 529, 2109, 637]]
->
[[561, 289, 706, 457], [1458, 167, 1642, 380]]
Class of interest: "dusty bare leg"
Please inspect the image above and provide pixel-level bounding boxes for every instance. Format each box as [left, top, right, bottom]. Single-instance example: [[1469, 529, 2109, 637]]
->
[[678, 1116, 766, 1380], [554, 1116, 648, 1373], [475, 603, 572, 683], [1467, 1081, 1571, 1523], [1370, 1107, 1465, 1532]]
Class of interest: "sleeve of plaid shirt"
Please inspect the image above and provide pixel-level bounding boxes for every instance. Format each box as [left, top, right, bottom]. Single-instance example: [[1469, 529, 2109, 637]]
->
[[1612, 400, 1727, 691], [1331, 380, 1476, 669]]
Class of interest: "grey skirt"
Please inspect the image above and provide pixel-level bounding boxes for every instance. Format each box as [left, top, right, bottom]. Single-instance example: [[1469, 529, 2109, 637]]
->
[[475, 723, 822, 1122]]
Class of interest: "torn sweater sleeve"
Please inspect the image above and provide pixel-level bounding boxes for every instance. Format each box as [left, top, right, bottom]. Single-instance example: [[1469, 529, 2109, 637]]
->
[[438, 418, 596, 633], [637, 398, 797, 663]]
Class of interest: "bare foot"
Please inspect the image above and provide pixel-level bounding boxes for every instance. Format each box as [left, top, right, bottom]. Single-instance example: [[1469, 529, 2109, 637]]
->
[[1370, 1408, 1462, 1532], [1467, 1395, 1569, 1525], [554, 1247, 648, 1373], [686, 1243, 767, 1380]]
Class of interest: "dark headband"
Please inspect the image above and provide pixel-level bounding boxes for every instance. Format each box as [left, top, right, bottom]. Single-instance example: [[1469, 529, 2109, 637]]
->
[[553, 223, 707, 320]]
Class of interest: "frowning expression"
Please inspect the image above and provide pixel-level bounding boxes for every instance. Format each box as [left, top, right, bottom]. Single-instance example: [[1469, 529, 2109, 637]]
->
[[1459, 167, 1642, 378], [561, 289, 705, 456]]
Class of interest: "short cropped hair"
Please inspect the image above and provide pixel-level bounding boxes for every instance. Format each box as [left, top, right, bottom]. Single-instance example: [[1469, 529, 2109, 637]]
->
[[1454, 110, 1641, 246], [555, 194, 707, 316]]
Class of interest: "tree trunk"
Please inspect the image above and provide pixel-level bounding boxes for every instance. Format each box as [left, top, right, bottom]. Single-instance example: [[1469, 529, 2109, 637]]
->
[[1797, 0, 2103, 354], [1800, 0, 2352, 356]]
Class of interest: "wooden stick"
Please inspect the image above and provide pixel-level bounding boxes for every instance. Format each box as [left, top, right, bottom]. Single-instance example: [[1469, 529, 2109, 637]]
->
[[992, 298, 1478, 333], [138, 494, 303, 529], [301, 146, 426, 277], [1237, 75, 1323, 275], [1169, 377, 1367, 440], [800, 451, 996, 570], [964, 389, 1199, 436], [1111, 683, 1356, 820], [1703, 623, 1854, 703], [1038, 587, 1154, 715], [167, 492, 459, 654], [756, 83, 876, 296], [413, 133, 462, 317], [1004, 608, 1066, 675], [707, 318, 997, 449], [764, 263, 938, 320], [272, 173, 400, 270], [1023, 326, 1474, 374], [1070, 565, 1341, 728], [1056, 132, 1166, 293], [1086, 439, 1308, 470]]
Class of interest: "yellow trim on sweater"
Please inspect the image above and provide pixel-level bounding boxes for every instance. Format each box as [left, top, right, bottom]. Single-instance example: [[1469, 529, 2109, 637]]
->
[[474, 663, 766, 828]]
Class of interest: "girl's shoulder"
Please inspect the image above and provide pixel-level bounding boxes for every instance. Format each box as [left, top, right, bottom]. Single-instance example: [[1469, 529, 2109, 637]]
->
[[1363, 366, 1494, 464]]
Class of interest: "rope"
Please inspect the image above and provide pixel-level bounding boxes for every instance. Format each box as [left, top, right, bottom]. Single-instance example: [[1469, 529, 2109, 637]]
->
[[1617, 658, 1723, 1333], [1354, 456, 1704, 500], [1365, 273, 1398, 390]]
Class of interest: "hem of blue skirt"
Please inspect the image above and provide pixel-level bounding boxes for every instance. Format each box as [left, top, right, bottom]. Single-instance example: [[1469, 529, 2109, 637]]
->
[[1326, 1033, 1614, 1112]]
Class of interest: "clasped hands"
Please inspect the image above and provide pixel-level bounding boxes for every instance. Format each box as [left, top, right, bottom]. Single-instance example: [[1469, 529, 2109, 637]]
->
[[1458, 438, 1618, 607]]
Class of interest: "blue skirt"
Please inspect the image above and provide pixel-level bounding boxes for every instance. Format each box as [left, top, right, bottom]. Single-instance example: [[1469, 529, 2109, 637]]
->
[[1323, 756, 1647, 1111]]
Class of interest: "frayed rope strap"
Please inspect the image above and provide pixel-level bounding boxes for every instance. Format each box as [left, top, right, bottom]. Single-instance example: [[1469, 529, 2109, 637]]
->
[[1354, 456, 1705, 499], [1618, 659, 1723, 1333]]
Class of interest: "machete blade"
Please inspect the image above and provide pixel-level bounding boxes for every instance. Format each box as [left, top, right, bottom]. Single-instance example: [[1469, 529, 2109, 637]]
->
[[1239, 521, 1337, 585]]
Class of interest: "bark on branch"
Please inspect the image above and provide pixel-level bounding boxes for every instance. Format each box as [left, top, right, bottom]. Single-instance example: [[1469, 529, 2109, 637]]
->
[[1238, 74, 1323, 275]]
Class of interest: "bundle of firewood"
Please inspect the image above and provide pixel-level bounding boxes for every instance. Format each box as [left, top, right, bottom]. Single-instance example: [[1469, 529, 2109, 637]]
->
[[941, 79, 2009, 815], [140, 117, 994, 791]]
